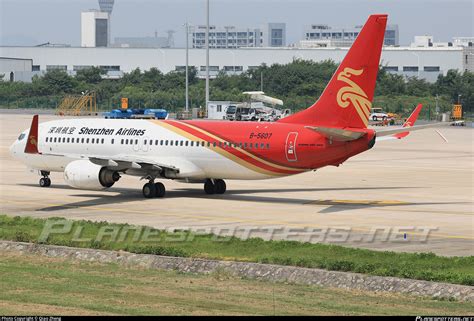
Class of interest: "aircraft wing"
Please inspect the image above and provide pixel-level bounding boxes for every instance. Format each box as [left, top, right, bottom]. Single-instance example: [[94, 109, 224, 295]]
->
[[41, 151, 180, 175]]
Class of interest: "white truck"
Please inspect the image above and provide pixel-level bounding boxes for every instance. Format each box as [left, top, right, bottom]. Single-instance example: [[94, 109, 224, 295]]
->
[[219, 91, 291, 122]]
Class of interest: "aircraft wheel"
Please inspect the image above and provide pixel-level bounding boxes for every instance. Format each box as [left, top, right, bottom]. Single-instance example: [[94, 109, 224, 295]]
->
[[204, 179, 216, 195], [154, 182, 166, 198], [215, 179, 226, 194], [142, 182, 156, 198], [39, 177, 51, 187]]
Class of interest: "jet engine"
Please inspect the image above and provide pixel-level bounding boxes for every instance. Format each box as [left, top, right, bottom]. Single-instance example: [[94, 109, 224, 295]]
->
[[64, 160, 120, 190]]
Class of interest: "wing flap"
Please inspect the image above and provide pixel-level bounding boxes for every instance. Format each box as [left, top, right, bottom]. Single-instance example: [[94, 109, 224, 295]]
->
[[44, 152, 178, 173]]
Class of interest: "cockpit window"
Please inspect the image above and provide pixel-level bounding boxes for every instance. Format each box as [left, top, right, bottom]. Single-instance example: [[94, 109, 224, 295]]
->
[[18, 133, 26, 141]]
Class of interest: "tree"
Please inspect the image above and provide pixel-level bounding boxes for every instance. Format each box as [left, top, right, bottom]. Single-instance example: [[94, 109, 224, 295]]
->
[[40, 69, 77, 94], [435, 70, 474, 112], [121, 68, 143, 85], [75, 66, 105, 84], [375, 67, 406, 96]]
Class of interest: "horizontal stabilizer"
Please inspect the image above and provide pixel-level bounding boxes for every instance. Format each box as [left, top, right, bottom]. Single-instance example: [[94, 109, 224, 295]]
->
[[305, 126, 366, 141], [376, 122, 452, 138]]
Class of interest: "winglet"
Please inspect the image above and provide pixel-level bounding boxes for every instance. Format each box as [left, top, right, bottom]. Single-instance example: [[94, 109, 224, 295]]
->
[[393, 104, 423, 139], [24, 115, 40, 154]]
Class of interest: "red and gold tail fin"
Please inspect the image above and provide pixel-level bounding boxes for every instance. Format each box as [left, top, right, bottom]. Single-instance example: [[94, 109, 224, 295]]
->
[[279, 14, 388, 129], [24, 115, 40, 154]]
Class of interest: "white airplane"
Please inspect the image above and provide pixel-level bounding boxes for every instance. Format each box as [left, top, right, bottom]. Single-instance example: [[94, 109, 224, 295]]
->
[[9, 14, 447, 198]]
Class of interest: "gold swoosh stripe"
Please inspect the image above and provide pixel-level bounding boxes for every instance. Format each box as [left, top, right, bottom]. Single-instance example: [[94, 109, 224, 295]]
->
[[180, 121, 306, 173], [151, 120, 288, 177]]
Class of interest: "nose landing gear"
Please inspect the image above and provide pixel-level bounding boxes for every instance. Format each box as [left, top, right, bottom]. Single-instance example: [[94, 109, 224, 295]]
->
[[39, 171, 51, 187]]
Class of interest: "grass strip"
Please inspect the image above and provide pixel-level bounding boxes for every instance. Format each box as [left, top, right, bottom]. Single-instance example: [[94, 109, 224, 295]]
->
[[0, 215, 473, 286]]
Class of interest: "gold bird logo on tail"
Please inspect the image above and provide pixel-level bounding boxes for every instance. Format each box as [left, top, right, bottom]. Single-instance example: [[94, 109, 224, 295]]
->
[[336, 68, 372, 126], [30, 136, 37, 146]]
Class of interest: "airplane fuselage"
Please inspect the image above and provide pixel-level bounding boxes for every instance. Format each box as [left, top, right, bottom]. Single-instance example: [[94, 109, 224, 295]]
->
[[9, 14, 391, 197], [10, 118, 375, 181]]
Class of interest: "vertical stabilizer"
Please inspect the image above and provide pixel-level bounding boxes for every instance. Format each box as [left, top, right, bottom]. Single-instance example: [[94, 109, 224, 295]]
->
[[279, 14, 388, 128], [24, 115, 40, 154]]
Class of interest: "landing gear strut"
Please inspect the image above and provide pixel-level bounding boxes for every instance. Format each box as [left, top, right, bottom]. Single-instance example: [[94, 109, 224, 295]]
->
[[39, 170, 51, 187], [142, 180, 166, 198], [204, 179, 226, 195]]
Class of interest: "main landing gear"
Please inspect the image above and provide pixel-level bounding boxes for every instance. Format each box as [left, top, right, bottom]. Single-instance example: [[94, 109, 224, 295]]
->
[[142, 180, 166, 198], [39, 170, 51, 187], [204, 179, 226, 195]]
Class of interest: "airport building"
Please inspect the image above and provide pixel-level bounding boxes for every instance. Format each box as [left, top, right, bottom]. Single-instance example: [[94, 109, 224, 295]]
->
[[192, 23, 286, 49], [98, 0, 114, 14], [113, 35, 170, 48], [81, 10, 111, 47], [0, 44, 470, 83], [301, 24, 399, 48]]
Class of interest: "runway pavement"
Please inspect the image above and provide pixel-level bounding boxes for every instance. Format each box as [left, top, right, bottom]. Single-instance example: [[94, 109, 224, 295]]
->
[[1, 113, 472, 256]]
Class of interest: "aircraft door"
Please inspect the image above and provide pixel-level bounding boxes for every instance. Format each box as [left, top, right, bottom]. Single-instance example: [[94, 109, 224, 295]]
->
[[285, 132, 298, 162], [142, 136, 150, 152], [133, 138, 140, 152]]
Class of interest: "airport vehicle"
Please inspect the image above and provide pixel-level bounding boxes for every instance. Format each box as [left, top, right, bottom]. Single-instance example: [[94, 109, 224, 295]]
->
[[370, 107, 389, 121], [131, 109, 168, 120], [104, 108, 167, 120], [225, 105, 238, 120], [10, 14, 448, 198], [227, 105, 273, 121], [103, 109, 133, 119]]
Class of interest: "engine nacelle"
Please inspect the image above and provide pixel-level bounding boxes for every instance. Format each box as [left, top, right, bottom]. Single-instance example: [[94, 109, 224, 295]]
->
[[64, 160, 120, 190]]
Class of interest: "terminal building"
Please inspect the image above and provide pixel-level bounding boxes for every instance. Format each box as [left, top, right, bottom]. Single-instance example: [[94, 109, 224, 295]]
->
[[113, 34, 170, 48], [1, 37, 472, 83], [192, 23, 286, 48], [300, 24, 399, 48]]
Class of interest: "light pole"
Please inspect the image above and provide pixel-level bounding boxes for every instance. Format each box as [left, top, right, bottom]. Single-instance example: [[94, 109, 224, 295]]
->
[[458, 94, 462, 104], [205, 0, 210, 110], [184, 22, 191, 112], [435, 94, 439, 115]]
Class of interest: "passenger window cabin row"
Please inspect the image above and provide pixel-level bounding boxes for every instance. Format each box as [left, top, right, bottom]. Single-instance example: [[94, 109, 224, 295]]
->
[[45, 136, 271, 150]]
